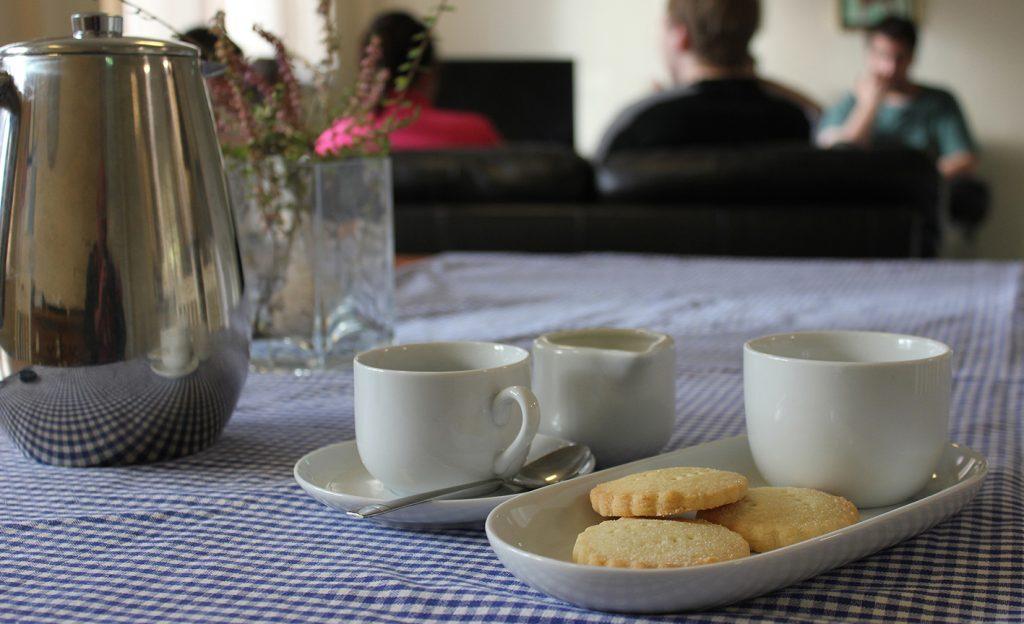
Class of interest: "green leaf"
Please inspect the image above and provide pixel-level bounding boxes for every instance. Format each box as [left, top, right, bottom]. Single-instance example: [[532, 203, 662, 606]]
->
[[398, 62, 413, 72]]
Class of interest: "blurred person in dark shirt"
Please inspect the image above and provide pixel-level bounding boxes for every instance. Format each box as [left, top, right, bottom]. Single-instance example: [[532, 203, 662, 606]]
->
[[596, 0, 815, 161]]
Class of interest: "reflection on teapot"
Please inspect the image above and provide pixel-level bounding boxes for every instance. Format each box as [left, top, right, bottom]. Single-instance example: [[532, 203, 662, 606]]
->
[[0, 13, 250, 466]]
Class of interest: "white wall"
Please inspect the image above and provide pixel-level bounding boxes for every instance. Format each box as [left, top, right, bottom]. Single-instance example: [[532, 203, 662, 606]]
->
[[0, 0, 120, 41], [0, 0, 326, 76], [119, 0, 326, 73]]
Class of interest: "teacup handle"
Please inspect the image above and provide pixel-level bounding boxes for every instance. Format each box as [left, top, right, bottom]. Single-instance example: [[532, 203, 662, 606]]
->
[[491, 385, 541, 477]]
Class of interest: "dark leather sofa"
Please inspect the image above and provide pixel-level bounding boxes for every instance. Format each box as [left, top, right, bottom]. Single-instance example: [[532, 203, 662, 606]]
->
[[392, 143, 942, 257]]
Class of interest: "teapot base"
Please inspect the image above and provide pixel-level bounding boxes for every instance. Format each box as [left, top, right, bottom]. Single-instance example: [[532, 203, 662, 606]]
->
[[0, 337, 248, 467]]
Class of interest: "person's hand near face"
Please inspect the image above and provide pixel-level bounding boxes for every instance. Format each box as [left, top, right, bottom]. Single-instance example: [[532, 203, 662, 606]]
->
[[819, 32, 912, 148], [854, 72, 889, 107]]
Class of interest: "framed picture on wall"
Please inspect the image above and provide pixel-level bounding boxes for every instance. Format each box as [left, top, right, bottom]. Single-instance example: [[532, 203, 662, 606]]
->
[[839, 0, 919, 29]]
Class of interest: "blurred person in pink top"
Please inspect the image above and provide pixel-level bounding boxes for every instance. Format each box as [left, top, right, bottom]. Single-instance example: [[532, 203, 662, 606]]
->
[[316, 11, 502, 155]]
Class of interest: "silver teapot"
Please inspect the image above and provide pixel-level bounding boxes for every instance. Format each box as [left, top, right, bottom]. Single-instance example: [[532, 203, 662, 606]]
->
[[0, 13, 249, 466]]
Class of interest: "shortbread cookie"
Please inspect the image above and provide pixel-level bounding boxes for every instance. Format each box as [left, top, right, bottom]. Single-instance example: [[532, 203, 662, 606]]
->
[[697, 487, 859, 552], [572, 518, 750, 568], [590, 467, 748, 517]]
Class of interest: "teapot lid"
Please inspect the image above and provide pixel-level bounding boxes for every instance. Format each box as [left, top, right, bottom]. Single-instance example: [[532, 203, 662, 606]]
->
[[0, 13, 198, 58]]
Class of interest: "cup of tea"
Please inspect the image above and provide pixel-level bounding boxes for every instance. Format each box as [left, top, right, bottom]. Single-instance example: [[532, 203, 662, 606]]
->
[[744, 330, 951, 508], [532, 328, 676, 466], [354, 341, 540, 495]]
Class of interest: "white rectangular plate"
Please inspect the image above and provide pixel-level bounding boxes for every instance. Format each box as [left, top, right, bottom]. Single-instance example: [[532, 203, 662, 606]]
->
[[485, 435, 987, 614]]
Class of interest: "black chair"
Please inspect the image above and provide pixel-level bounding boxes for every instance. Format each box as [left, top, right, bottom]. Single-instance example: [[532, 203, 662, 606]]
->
[[392, 144, 941, 258]]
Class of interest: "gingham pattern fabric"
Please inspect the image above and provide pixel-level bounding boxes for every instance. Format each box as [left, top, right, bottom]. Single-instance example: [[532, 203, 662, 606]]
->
[[2, 253, 1022, 623], [0, 338, 247, 466]]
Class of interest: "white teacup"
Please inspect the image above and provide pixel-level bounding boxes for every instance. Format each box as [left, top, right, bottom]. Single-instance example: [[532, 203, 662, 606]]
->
[[744, 330, 951, 508], [532, 328, 675, 466], [354, 342, 540, 495]]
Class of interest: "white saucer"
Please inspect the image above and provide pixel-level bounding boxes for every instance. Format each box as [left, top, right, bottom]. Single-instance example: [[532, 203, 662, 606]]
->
[[294, 434, 596, 529]]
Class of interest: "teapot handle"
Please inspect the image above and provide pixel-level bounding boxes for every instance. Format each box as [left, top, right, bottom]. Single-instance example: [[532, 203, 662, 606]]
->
[[0, 71, 20, 327]]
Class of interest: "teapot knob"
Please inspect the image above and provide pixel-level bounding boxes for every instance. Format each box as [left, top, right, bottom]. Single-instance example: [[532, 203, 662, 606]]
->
[[71, 13, 124, 39]]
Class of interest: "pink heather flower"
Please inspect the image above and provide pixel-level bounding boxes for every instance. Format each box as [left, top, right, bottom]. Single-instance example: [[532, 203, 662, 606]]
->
[[315, 119, 381, 156]]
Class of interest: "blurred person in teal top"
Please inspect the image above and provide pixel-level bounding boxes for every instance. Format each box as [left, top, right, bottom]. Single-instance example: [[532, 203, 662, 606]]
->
[[818, 16, 977, 179]]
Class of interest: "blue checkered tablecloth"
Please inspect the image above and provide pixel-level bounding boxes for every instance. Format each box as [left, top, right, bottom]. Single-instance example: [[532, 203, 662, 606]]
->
[[2, 253, 1022, 623]]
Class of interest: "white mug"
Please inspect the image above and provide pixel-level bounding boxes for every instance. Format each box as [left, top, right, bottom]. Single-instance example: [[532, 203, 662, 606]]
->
[[532, 328, 675, 466], [744, 330, 951, 508], [354, 341, 540, 495]]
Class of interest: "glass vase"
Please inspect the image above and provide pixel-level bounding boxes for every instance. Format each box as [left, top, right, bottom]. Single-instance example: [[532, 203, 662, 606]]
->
[[228, 156, 395, 372]]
